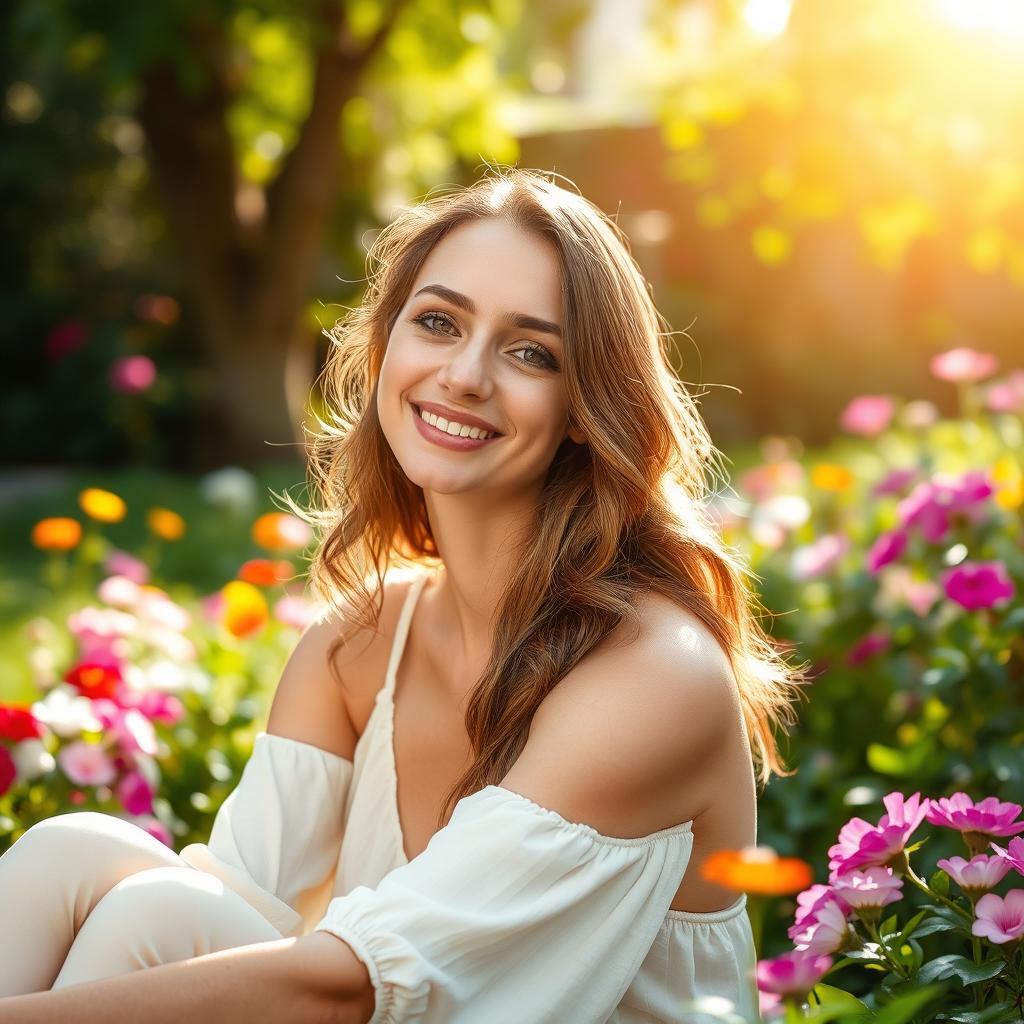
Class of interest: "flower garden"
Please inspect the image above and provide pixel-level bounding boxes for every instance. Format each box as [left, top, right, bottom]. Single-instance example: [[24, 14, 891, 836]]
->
[[2, 347, 1022, 1022]]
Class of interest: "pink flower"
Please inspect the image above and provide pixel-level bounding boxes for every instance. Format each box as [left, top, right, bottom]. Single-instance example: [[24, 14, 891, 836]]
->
[[130, 814, 174, 848], [111, 708, 158, 757], [871, 467, 919, 498], [103, 550, 150, 584], [122, 690, 185, 726], [938, 854, 1012, 896], [930, 346, 999, 383], [831, 866, 904, 909], [0, 745, 16, 798], [791, 899, 850, 955], [866, 529, 908, 574], [58, 740, 117, 786], [846, 630, 890, 667], [274, 594, 318, 631], [790, 533, 850, 581], [789, 885, 852, 939], [839, 395, 895, 437], [109, 355, 157, 394], [872, 566, 940, 618], [985, 370, 1024, 415], [116, 769, 155, 815], [897, 471, 994, 545], [756, 949, 833, 997], [941, 561, 1015, 612], [926, 794, 1024, 839], [972, 889, 1024, 944], [828, 792, 931, 876], [990, 837, 1024, 876], [200, 591, 226, 623]]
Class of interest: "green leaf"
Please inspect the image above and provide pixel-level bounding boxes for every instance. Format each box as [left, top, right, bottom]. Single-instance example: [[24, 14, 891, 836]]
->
[[811, 983, 869, 1012], [935, 1002, 1018, 1023], [879, 913, 899, 937], [917, 954, 1005, 986], [929, 870, 951, 897], [898, 909, 927, 940], [871, 984, 946, 1024]]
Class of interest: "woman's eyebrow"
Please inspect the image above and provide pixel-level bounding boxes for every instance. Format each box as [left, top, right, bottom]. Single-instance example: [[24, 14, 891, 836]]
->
[[412, 283, 563, 340]]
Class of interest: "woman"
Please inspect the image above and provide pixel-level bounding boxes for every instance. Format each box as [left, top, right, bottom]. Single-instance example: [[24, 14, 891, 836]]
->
[[0, 167, 807, 1023]]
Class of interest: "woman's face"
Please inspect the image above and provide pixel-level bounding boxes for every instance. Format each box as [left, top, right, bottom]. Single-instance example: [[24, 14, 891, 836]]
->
[[377, 217, 585, 498]]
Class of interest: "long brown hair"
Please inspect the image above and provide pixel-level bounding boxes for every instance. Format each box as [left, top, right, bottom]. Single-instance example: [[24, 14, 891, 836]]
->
[[287, 166, 810, 828]]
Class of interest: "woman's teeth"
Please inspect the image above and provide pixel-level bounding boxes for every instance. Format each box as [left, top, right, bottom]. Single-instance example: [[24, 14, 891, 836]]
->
[[418, 407, 496, 440]]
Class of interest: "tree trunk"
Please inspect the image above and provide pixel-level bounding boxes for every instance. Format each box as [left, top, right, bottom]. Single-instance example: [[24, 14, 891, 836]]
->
[[135, 3, 405, 465]]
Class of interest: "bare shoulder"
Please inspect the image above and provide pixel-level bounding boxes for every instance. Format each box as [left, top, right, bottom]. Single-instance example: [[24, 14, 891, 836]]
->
[[265, 572, 419, 760], [500, 590, 742, 838]]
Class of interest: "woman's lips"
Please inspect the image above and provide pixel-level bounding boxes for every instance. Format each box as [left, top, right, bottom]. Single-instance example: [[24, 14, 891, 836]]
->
[[411, 404, 503, 451]]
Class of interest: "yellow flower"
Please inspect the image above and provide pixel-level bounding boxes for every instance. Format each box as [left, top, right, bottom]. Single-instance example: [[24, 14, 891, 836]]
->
[[79, 488, 127, 523], [31, 517, 83, 551], [147, 507, 186, 541], [810, 464, 854, 492], [221, 580, 269, 638], [701, 846, 813, 896]]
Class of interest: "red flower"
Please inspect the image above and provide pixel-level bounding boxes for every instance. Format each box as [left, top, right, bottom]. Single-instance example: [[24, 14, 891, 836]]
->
[[0, 704, 44, 742], [65, 661, 123, 701], [0, 746, 16, 798]]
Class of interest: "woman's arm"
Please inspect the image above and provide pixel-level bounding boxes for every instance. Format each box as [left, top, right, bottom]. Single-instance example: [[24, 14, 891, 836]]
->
[[0, 933, 373, 1024]]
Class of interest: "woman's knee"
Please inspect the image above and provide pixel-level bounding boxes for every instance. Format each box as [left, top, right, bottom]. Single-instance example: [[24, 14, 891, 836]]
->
[[80, 866, 283, 958], [9, 812, 181, 888]]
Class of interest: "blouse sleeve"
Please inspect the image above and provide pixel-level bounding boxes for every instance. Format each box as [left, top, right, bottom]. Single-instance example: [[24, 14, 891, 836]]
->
[[313, 785, 694, 1024], [179, 731, 354, 938]]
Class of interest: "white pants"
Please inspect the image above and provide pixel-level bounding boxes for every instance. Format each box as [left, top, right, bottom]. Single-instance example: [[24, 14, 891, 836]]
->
[[0, 811, 284, 995]]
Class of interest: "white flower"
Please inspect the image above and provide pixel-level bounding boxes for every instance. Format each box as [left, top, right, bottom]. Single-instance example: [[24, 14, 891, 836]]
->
[[10, 739, 55, 781], [31, 687, 103, 737], [199, 466, 258, 514]]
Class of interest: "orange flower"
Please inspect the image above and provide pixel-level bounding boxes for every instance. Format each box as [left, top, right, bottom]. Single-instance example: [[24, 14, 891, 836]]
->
[[221, 580, 269, 638], [237, 559, 294, 586], [31, 517, 83, 551], [251, 512, 312, 553], [701, 846, 813, 896], [810, 464, 854, 492], [79, 488, 127, 523], [147, 507, 186, 541]]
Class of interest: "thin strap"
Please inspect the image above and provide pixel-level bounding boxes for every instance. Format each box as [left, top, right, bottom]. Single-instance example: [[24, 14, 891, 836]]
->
[[382, 571, 430, 697]]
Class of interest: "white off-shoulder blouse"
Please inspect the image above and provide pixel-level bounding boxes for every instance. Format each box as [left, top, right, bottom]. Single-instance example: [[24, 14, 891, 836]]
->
[[180, 570, 758, 1023]]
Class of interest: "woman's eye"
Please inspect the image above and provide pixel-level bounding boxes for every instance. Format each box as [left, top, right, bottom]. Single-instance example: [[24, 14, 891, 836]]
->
[[413, 312, 457, 335], [513, 344, 557, 371]]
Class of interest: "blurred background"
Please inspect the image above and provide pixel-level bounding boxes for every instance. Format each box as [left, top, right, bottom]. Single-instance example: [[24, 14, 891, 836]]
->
[[2, 0, 1023, 1008]]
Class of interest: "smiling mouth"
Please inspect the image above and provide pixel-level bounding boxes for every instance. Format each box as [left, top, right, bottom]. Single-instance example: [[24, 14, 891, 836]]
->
[[412, 404, 502, 439]]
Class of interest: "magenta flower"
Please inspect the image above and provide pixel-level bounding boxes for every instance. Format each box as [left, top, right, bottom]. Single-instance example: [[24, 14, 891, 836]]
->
[[972, 890, 1024, 944], [871, 467, 919, 498], [58, 740, 117, 786], [756, 949, 833, 997], [866, 529, 908, 574], [110, 355, 157, 394], [790, 533, 849, 581], [990, 837, 1024, 876], [930, 346, 999, 383], [941, 561, 1015, 612], [828, 792, 931, 876], [938, 854, 1012, 897], [839, 395, 895, 437], [926, 794, 1024, 839], [116, 769, 155, 815], [831, 866, 904, 909], [788, 885, 851, 943], [791, 899, 850, 955], [846, 630, 890, 667]]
